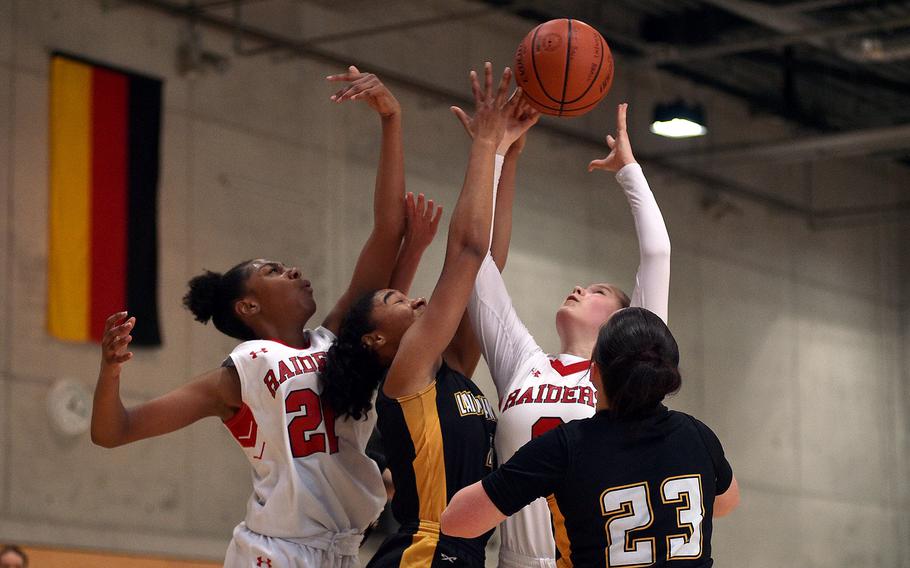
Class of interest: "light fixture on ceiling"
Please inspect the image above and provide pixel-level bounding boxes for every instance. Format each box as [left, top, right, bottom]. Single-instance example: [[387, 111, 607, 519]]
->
[[650, 99, 707, 138]]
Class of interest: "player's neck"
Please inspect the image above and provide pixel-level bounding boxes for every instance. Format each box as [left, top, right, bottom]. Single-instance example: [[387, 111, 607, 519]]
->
[[258, 321, 309, 349], [559, 336, 596, 359]]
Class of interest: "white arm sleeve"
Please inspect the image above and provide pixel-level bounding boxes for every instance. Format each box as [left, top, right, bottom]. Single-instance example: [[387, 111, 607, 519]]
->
[[616, 163, 671, 323], [489, 153, 505, 245], [468, 254, 544, 396]]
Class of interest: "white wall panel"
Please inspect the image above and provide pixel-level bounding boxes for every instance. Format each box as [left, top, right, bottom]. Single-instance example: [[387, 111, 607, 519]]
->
[[1, 0, 908, 563]]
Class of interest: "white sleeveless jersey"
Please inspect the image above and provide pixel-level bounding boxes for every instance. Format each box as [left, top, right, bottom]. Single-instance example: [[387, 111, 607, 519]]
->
[[469, 162, 671, 562], [224, 327, 385, 539]]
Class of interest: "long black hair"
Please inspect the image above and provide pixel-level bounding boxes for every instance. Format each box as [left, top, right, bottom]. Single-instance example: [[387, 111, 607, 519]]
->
[[593, 307, 681, 420], [182, 260, 257, 341], [322, 291, 386, 420]]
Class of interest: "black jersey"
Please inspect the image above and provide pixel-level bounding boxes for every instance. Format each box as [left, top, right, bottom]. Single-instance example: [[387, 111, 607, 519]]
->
[[370, 362, 497, 567], [483, 405, 732, 568]]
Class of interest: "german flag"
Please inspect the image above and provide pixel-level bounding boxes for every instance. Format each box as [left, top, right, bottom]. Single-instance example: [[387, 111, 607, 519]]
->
[[48, 53, 162, 346]]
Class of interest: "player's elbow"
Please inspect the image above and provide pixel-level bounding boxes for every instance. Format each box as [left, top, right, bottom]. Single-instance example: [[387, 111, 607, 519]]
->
[[440, 507, 481, 539], [713, 477, 741, 518], [90, 430, 117, 448], [90, 420, 125, 448], [641, 239, 671, 262]]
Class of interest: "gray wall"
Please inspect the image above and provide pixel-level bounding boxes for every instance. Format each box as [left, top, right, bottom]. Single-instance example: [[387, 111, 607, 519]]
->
[[0, 1, 907, 566]]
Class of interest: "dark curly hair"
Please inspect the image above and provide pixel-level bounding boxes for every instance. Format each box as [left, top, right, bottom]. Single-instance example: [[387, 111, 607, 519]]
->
[[182, 259, 257, 341], [593, 307, 681, 420], [322, 291, 386, 420]]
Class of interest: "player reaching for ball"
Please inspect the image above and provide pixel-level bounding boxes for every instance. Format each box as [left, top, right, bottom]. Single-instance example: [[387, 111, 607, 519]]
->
[[450, 102, 671, 567], [90, 68, 438, 568], [322, 63, 517, 568]]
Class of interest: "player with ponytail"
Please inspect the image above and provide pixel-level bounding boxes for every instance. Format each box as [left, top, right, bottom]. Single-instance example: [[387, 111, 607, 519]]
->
[[450, 100, 671, 567], [442, 308, 740, 566], [90, 69, 442, 568]]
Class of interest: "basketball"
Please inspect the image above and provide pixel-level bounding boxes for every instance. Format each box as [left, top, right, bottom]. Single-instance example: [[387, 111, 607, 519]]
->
[[514, 19, 614, 117]]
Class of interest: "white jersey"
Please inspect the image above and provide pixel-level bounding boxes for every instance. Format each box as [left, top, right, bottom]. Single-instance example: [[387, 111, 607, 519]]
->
[[224, 327, 385, 541], [469, 162, 670, 564]]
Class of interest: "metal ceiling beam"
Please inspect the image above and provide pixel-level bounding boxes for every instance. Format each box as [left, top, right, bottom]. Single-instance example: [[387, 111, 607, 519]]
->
[[641, 14, 910, 64], [700, 0, 910, 63], [117, 0, 908, 225], [657, 123, 910, 163]]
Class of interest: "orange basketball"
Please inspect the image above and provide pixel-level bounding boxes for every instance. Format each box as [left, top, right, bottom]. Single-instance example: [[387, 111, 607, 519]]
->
[[514, 19, 614, 117]]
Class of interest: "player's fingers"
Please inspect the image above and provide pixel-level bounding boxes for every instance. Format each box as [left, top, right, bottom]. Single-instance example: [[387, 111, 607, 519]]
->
[[326, 65, 362, 82], [431, 205, 443, 228], [616, 103, 628, 132], [588, 158, 607, 172], [424, 199, 435, 221], [114, 352, 133, 364], [483, 62, 493, 101], [405, 192, 416, 216], [330, 85, 354, 101], [105, 311, 128, 329], [469, 70, 483, 105], [450, 106, 473, 133], [416, 193, 426, 214], [495, 69, 513, 108], [606, 134, 616, 149], [104, 317, 135, 343], [112, 334, 133, 350]]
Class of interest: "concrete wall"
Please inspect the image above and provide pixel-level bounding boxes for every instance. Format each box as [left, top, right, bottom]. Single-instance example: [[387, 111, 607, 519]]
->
[[0, 1, 907, 565]]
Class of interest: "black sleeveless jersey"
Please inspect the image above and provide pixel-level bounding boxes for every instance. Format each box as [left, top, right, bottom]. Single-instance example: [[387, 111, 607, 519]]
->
[[483, 405, 733, 568], [371, 362, 497, 567]]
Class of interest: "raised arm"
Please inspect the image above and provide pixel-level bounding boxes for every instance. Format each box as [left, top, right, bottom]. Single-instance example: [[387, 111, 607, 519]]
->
[[322, 68, 408, 334], [389, 192, 443, 294], [383, 64, 514, 398], [452, 95, 539, 272], [589, 103, 671, 322], [91, 312, 241, 448]]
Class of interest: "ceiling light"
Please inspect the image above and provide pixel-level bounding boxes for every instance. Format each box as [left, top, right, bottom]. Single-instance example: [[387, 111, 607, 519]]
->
[[650, 100, 707, 138]]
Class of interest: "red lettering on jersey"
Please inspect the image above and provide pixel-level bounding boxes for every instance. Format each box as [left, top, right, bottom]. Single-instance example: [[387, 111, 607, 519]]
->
[[533, 384, 546, 403], [289, 355, 304, 375], [515, 387, 534, 406], [312, 351, 327, 372], [278, 360, 295, 384], [298, 355, 317, 373], [579, 386, 596, 407], [562, 386, 579, 403], [263, 369, 280, 398], [501, 389, 520, 412], [543, 384, 562, 403]]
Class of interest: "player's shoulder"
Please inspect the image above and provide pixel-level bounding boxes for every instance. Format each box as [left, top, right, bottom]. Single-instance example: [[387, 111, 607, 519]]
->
[[229, 338, 275, 357], [307, 326, 336, 348]]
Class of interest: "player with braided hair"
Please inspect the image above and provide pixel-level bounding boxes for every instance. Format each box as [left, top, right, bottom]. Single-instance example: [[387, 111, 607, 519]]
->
[[90, 68, 441, 568]]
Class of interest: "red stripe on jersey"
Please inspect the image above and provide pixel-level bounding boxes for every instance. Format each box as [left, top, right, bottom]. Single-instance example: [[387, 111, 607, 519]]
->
[[549, 358, 591, 376], [224, 402, 259, 448]]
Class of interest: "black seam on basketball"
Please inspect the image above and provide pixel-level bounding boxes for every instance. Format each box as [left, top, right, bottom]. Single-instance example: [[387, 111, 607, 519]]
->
[[559, 19, 573, 117], [522, 90, 604, 114], [529, 23, 567, 104], [563, 30, 607, 105]]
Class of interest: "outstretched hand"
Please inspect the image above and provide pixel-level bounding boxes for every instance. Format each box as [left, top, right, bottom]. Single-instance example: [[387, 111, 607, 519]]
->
[[460, 62, 517, 148], [403, 192, 443, 252], [327, 66, 401, 119], [101, 312, 135, 373], [451, 88, 539, 154], [588, 103, 636, 173]]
